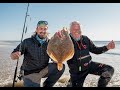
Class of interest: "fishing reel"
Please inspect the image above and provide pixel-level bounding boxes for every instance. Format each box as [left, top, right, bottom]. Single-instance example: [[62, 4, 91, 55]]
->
[[16, 69, 24, 81]]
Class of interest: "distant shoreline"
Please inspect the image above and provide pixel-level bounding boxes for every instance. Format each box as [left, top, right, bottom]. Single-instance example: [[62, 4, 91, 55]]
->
[[0, 40, 20, 42]]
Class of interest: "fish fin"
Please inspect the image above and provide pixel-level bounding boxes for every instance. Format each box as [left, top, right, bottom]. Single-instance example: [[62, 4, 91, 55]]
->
[[57, 63, 63, 71]]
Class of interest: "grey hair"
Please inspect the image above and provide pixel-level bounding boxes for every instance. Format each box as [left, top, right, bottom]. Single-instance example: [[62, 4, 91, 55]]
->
[[70, 21, 80, 26], [70, 21, 81, 31]]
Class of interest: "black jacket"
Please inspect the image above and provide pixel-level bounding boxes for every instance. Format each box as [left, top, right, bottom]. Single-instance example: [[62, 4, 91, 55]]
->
[[12, 35, 50, 75], [67, 35, 108, 74]]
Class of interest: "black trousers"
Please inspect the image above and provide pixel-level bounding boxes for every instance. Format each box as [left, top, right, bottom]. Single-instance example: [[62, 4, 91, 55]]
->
[[69, 61, 114, 87]]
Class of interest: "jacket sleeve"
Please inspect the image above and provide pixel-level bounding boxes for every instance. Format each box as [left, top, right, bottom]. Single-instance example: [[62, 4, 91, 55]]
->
[[87, 36, 108, 54], [12, 39, 26, 55]]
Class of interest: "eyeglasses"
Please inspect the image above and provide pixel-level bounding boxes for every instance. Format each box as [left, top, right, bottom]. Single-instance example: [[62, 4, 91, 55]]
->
[[37, 21, 48, 26]]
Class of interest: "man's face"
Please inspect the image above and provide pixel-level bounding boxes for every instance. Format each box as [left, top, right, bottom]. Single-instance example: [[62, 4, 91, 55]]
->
[[36, 25, 48, 39], [70, 23, 82, 37]]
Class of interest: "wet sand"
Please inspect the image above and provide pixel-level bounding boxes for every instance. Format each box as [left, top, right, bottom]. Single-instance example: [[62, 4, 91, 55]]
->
[[0, 41, 120, 87]]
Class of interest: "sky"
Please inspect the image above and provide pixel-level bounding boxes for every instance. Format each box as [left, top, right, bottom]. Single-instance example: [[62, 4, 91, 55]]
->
[[0, 3, 120, 41]]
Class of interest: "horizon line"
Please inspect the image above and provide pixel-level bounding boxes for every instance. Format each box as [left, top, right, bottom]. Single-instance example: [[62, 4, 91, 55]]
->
[[0, 40, 120, 42]]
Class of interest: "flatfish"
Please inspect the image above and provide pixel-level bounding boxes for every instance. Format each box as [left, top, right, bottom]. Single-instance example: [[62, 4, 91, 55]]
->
[[47, 28, 74, 71]]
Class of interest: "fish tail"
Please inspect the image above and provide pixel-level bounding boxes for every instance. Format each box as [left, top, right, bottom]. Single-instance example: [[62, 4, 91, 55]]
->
[[57, 63, 63, 71]]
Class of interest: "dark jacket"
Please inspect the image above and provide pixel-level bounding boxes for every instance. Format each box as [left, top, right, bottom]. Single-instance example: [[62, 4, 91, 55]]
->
[[67, 35, 108, 74], [12, 35, 50, 75]]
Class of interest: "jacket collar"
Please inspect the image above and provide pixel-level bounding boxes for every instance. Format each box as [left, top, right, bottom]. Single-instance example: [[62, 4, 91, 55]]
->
[[31, 35, 49, 46], [69, 34, 83, 42]]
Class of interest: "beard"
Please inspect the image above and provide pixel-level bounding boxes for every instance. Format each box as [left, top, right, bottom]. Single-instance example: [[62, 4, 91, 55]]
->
[[70, 30, 81, 41], [37, 32, 48, 39]]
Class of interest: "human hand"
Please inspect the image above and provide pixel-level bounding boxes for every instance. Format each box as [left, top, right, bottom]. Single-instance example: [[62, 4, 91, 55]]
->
[[10, 51, 21, 60], [106, 40, 115, 50], [56, 27, 67, 39]]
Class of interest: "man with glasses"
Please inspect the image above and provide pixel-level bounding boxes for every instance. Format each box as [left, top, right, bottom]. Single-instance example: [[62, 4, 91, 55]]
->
[[10, 20, 65, 87]]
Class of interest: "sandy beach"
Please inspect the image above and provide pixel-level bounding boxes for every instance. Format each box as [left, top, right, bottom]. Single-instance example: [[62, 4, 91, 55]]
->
[[0, 41, 120, 87]]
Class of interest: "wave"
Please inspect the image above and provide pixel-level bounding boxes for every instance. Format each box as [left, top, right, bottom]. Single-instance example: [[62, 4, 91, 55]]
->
[[104, 52, 120, 56]]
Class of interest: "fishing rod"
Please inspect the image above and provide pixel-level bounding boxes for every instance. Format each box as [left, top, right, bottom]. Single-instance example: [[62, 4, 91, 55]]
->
[[12, 3, 30, 87]]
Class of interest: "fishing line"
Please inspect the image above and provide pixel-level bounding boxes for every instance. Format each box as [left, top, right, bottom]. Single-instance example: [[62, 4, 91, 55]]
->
[[12, 3, 30, 87]]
